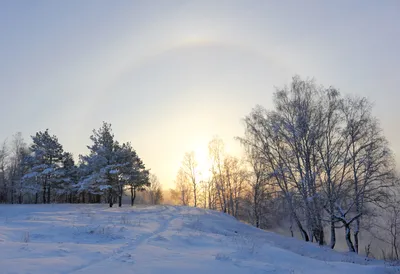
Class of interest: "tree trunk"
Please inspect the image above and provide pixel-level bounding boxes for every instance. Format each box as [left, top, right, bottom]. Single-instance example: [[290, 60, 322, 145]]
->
[[317, 226, 325, 246], [193, 183, 197, 207], [289, 215, 294, 237], [8, 177, 13, 204], [353, 150, 360, 254], [229, 194, 234, 217], [118, 184, 122, 207], [255, 207, 260, 228], [329, 201, 336, 249], [254, 186, 260, 228], [208, 189, 212, 209], [345, 225, 356, 252], [203, 186, 207, 208], [35, 193, 38, 204], [132, 187, 137, 206], [330, 217, 336, 249], [10, 181, 14, 204], [47, 186, 51, 204], [312, 213, 325, 246], [287, 195, 309, 242], [1, 179, 7, 203], [354, 230, 359, 254], [42, 181, 47, 204], [130, 186, 137, 206], [293, 211, 309, 242], [394, 235, 399, 260], [315, 203, 325, 246], [130, 187, 134, 206], [108, 189, 113, 207]]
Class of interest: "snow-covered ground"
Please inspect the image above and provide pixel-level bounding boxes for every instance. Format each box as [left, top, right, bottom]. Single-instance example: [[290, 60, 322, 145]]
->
[[0, 204, 398, 274]]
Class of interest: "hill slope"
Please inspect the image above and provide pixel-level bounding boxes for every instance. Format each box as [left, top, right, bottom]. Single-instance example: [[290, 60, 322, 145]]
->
[[0, 204, 398, 274]]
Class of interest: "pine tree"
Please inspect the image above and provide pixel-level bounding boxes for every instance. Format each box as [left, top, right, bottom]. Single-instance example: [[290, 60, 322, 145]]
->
[[119, 142, 150, 207], [78, 122, 150, 207], [23, 129, 64, 204], [78, 122, 112, 206], [56, 152, 78, 203]]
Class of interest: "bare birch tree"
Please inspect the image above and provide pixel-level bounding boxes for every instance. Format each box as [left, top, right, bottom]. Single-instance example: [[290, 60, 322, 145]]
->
[[181, 152, 199, 207], [175, 168, 192, 206], [240, 76, 394, 250], [208, 137, 228, 213]]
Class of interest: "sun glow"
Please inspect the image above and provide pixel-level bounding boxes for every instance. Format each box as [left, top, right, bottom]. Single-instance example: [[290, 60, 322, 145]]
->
[[194, 147, 212, 182]]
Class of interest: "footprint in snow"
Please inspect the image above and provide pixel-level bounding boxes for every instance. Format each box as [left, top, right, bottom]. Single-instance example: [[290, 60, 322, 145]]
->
[[151, 235, 168, 242], [116, 253, 135, 264]]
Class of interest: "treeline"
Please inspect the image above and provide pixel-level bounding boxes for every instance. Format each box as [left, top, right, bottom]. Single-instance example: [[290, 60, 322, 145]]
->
[[171, 76, 400, 259], [0, 122, 152, 207]]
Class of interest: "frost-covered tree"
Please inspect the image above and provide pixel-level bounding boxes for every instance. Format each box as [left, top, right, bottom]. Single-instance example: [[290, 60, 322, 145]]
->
[[339, 96, 394, 252], [209, 137, 228, 213], [23, 129, 65, 204], [236, 142, 270, 228], [205, 137, 249, 217], [240, 76, 395, 250], [222, 155, 248, 218], [78, 122, 149, 207], [78, 122, 119, 207], [9, 133, 30, 204], [180, 152, 199, 207], [175, 168, 192, 206], [116, 142, 149, 207], [0, 140, 9, 203], [57, 152, 78, 203], [146, 173, 163, 205]]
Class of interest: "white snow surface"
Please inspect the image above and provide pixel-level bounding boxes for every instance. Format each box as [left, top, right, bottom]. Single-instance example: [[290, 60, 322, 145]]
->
[[0, 204, 398, 274]]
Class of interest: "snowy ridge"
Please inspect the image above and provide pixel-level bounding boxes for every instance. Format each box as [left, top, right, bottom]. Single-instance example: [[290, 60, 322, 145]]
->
[[0, 204, 398, 274]]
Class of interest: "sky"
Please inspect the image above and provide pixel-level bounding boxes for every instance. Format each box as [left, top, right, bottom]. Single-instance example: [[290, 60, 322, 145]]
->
[[0, 0, 399, 188]]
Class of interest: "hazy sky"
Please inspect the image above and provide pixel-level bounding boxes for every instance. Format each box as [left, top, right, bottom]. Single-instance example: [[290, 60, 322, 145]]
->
[[1, 0, 399, 187]]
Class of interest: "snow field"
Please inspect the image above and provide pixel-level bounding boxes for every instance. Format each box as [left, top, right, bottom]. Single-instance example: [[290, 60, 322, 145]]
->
[[0, 204, 399, 274]]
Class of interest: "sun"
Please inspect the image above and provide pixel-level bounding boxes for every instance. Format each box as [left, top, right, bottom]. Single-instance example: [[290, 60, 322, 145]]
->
[[193, 147, 212, 182]]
